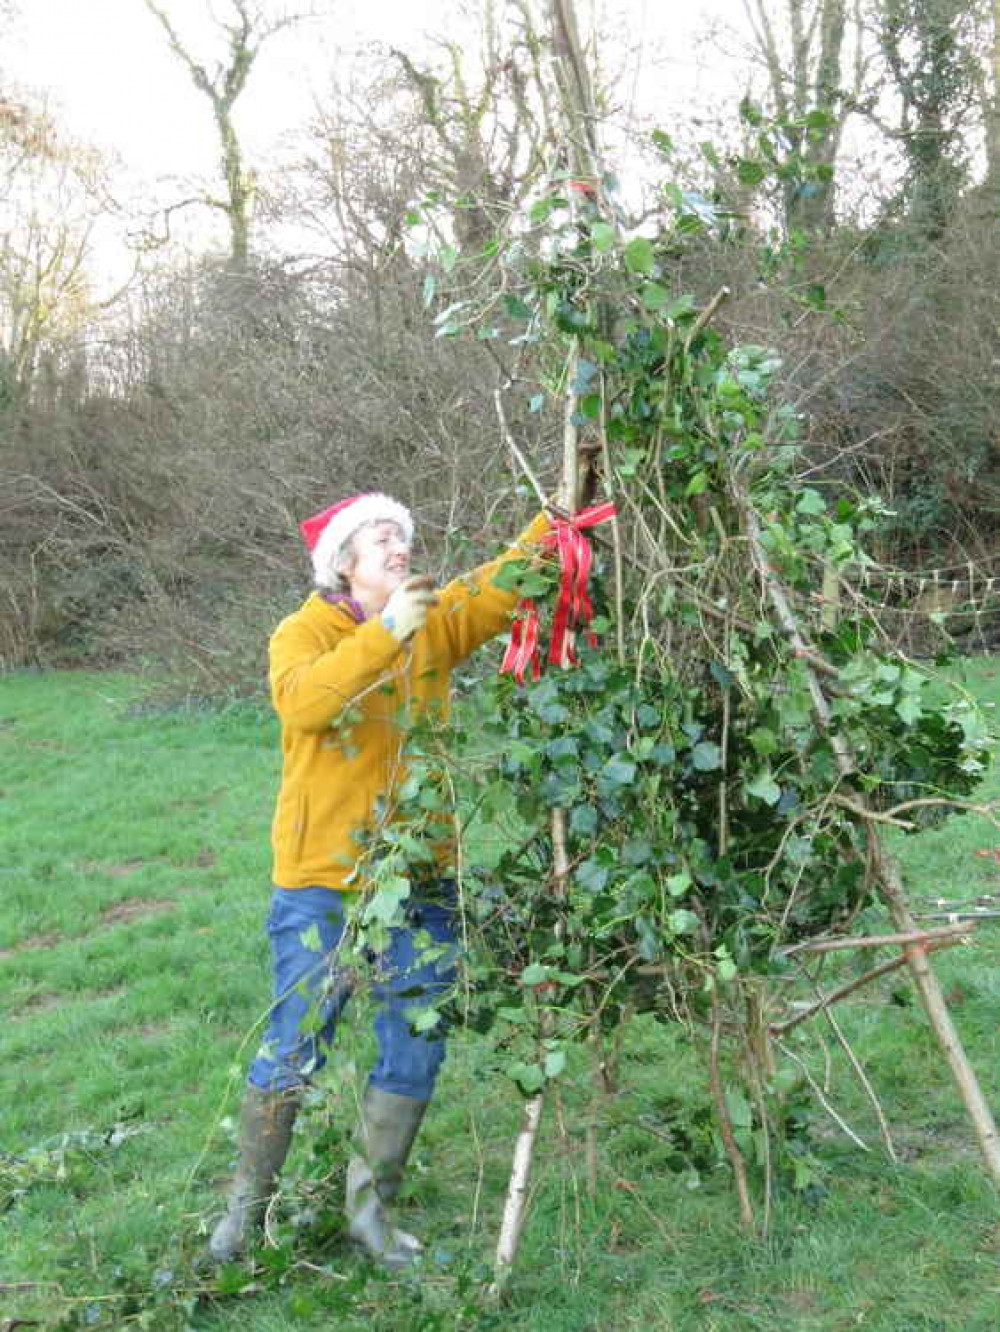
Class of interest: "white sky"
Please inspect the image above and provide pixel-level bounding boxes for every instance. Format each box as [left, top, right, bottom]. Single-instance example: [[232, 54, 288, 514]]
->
[[7, 0, 748, 171], [4, 0, 751, 279]]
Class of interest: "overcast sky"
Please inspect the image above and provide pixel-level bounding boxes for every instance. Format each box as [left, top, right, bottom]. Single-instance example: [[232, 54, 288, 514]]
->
[[7, 0, 748, 172], [4, 0, 750, 280]]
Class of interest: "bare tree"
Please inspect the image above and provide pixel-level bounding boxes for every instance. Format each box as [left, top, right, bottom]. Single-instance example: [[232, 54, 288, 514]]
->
[[386, 0, 556, 252], [741, 0, 872, 234], [140, 0, 312, 269], [0, 98, 112, 399]]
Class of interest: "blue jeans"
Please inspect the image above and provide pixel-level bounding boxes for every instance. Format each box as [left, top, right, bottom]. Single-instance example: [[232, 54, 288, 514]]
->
[[247, 883, 458, 1100]]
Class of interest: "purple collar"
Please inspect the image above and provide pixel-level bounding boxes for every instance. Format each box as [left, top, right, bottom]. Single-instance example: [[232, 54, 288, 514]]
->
[[319, 590, 367, 622]]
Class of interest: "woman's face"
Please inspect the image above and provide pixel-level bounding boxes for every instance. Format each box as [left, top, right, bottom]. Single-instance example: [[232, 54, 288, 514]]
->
[[345, 520, 412, 612]]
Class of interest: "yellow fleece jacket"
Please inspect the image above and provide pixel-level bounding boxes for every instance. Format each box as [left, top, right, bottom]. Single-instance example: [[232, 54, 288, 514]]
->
[[268, 513, 551, 890]]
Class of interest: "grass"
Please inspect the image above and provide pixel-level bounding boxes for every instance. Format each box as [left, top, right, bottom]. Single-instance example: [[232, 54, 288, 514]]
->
[[3, 663, 1000, 1329]]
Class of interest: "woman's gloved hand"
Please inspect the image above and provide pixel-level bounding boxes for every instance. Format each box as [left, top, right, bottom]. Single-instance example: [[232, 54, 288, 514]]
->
[[381, 575, 439, 642]]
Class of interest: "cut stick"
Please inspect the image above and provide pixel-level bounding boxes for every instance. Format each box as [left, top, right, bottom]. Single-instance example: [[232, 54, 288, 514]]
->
[[493, 1093, 545, 1292]]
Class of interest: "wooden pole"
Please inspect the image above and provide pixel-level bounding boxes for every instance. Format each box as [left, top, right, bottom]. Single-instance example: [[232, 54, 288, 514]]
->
[[493, 0, 604, 1291], [494, 1094, 545, 1288]]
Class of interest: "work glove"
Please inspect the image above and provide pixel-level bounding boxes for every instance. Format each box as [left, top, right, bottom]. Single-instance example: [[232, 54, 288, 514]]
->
[[381, 575, 438, 643]]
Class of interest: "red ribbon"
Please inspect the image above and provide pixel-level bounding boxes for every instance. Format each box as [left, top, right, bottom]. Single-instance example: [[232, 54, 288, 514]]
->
[[500, 501, 617, 684]]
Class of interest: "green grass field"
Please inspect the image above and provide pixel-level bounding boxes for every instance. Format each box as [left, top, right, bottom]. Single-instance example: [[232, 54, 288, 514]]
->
[[3, 665, 1000, 1330]]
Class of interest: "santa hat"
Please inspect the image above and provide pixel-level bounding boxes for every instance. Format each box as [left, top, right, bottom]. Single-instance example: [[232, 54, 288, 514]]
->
[[300, 493, 414, 588]]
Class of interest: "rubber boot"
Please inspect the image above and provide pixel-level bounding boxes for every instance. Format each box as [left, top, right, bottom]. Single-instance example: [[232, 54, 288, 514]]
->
[[345, 1085, 429, 1270], [208, 1085, 299, 1262]]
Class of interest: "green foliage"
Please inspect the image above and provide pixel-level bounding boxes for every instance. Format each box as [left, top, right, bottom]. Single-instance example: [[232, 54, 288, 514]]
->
[[407, 164, 994, 1203]]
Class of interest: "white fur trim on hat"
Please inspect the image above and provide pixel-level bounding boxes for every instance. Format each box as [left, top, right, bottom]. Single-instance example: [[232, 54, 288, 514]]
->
[[311, 493, 414, 588]]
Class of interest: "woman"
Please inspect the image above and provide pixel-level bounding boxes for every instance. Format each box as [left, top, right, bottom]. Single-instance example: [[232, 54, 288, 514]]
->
[[209, 492, 549, 1268]]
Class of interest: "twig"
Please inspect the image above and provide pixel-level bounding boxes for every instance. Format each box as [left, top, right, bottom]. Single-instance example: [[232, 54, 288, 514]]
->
[[493, 383, 548, 508], [598, 372, 626, 664], [685, 286, 731, 346], [780, 921, 976, 956], [775, 1040, 870, 1152], [709, 986, 754, 1231], [819, 996, 899, 1163], [881, 796, 1000, 828], [915, 910, 1000, 922], [769, 936, 963, 1036]]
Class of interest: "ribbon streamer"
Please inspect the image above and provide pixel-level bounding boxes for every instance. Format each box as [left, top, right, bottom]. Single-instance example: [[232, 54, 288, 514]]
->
[[500, 500, 616, 683]]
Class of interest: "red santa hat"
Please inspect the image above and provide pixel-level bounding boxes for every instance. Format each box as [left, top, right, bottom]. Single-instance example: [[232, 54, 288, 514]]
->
[[300, 493, 414, 588]]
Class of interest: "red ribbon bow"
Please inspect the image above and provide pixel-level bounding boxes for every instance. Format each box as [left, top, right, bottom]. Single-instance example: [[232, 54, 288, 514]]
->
[[500, 501, 617, 683]]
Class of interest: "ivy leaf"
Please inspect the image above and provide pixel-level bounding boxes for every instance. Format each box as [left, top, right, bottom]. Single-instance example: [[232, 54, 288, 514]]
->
[[736, 157, 768, 187], [530, 195, 560, 224], [509, 1061, 545, 1094], [574, 358, 599, 392], [896, 695, 923, 725], [624, 237, 656, 274], [691, 741, 722, 771], [666, 293, 697, 321], [363, 876, 410, 925], [498, 1006, 529, 1024], [576, 857, 609, 892], [666, 871, 692, 898], [590, 221, 616, 252], [407, 1006, 441, 1034], [804, 107, 835, 131], [642, 282, 670, 311], [520, 962, 550, 987], [217, 1263, 256, 1295], [749, 727, 778, 756], [570, 804, 598, 836], [597, 756, 637, 796], [298, 924, 323, 953], [746, 769, 782, 805], [796, 488, 826, 516], [725, 1087, 753, 1130], [492, 559, 530, 592], [623, 838, 653, 865], [543, 1049, 567, 1079], [668, 908, 700, 935]]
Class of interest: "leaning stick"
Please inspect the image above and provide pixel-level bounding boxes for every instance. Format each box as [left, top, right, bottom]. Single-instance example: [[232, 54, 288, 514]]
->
[[743, 502, 1000, 1186], [769, 935, 965, 1037], [492, 346, 582, 1294], [781, 921, 976, 956]]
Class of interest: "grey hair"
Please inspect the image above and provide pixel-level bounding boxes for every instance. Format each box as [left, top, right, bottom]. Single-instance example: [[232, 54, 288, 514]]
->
[[326, 531, 358, 593]]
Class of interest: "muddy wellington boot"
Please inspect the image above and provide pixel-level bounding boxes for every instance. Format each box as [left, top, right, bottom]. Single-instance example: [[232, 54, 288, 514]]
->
[[345, 1086, 429, 1270], [208, 1085, 300, 1262]]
